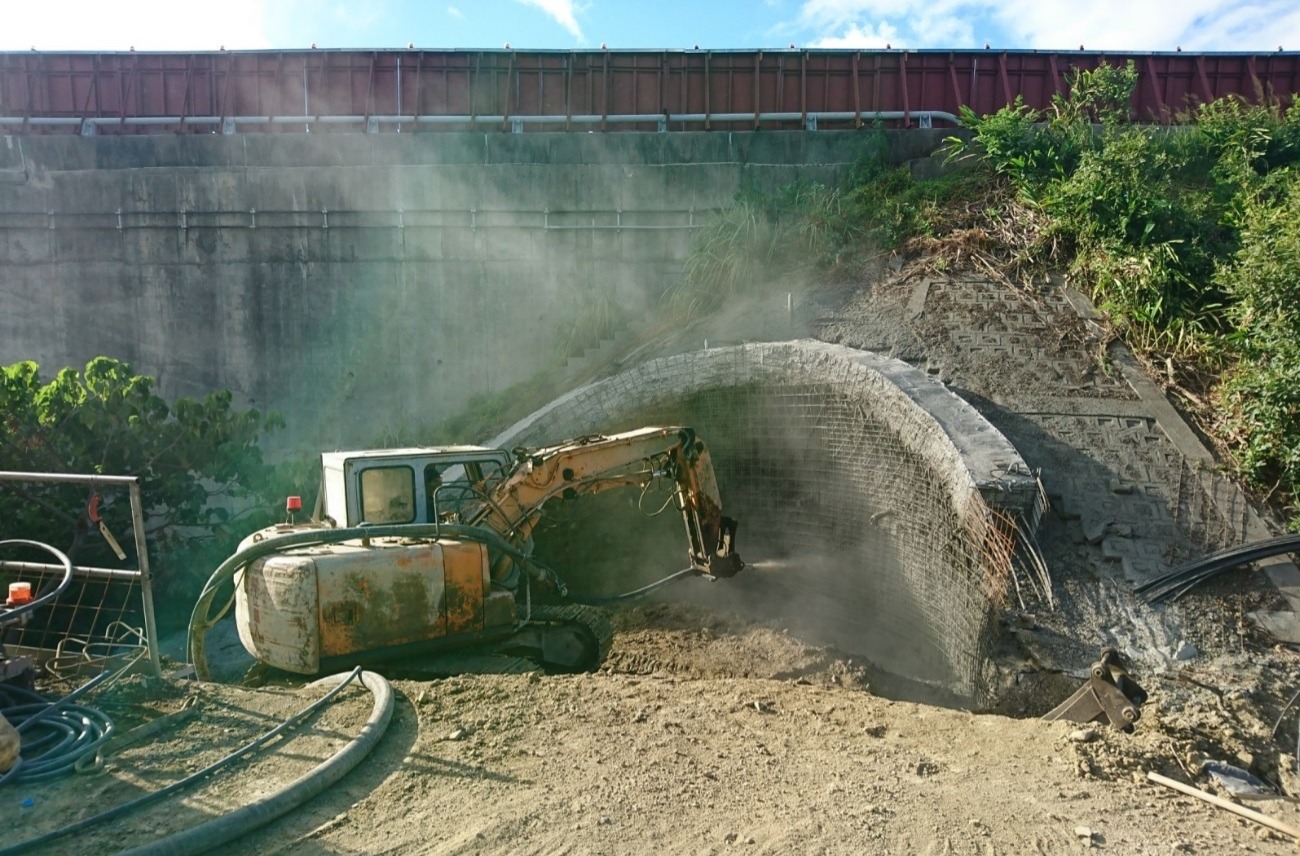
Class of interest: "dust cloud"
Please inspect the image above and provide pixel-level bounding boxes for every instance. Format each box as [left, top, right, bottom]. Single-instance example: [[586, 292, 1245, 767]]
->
[[280, 150, 713, 452], [528, 382, 974, 707]]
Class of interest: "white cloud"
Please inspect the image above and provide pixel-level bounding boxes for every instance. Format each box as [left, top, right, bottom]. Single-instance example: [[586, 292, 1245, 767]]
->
[[798, 0, 1300, 51], [0, 0, 271, 50], [801, 0, 900, 28], [324, 1, 385, 33], [516, 0, 584, 40], [810, 22, 901, 48], [799, 0, 989, 48], [447, 5, 465, 19], [992, 0, 1300, 51]]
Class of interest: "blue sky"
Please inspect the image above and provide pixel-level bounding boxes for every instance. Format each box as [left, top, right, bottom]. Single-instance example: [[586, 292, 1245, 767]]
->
[[4, 0, 1300, 53]]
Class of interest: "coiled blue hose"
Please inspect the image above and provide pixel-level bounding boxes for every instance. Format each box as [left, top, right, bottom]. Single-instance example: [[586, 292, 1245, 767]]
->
[[0, 537, 99, 785], [0, 669, 116, 785]]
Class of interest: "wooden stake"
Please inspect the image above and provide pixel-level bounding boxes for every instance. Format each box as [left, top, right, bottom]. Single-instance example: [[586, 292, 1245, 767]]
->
[[1147, 771, 1300, 841]]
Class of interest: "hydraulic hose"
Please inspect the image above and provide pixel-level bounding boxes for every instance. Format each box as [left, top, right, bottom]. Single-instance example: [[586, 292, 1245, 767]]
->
[[0, 667, 386, 856], [114, 669, 393, 856], [564, 567, 700, 604], [0, 669, 116, 784], [187, 523, 562, 680]]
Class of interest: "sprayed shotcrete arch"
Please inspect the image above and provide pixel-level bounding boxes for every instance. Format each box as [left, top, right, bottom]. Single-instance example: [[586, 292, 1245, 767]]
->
[[493, 340, 1043, 707]]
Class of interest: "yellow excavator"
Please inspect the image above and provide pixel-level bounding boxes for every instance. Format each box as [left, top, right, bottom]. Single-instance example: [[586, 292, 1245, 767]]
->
[[188, 427, 743, 679]]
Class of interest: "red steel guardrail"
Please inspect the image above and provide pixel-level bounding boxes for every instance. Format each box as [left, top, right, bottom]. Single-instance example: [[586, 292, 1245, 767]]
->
[[1, 49, 1297, 134]]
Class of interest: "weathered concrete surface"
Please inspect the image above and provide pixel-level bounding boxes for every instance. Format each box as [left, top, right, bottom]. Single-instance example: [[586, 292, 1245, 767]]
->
[[494, 341, 1042, 706], [0, 130, 948, 448]]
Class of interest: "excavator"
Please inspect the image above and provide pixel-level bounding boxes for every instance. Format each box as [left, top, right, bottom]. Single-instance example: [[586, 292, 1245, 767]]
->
[[188, 427, 743, 679]]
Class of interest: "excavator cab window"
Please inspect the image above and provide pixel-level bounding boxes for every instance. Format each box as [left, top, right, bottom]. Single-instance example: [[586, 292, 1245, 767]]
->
[[424, 465, 445, 522], [476, 459, 508, 491], [427, 462, 479, 521], [358, 465, 416, 524]]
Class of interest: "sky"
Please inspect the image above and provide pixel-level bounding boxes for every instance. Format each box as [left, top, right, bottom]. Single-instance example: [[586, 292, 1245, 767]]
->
[[2, 0, 1300, 54]]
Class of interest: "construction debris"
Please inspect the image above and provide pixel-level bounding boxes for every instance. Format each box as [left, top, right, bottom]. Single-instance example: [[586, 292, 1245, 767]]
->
[[1200, 760, 1275, 799], [1148, 772, 1300, 843]]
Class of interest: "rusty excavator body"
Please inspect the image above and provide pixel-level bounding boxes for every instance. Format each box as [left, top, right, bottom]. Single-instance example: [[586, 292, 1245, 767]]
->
[[189, 427, 743, 679]]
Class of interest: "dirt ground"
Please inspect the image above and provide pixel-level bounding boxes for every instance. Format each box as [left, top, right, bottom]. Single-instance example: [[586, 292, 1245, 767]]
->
[[12, 269, 1300, 854], [13, 602, 1300, 855]]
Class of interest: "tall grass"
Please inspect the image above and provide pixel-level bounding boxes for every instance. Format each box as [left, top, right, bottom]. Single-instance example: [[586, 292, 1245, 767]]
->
[[670, 183, 855, 316]]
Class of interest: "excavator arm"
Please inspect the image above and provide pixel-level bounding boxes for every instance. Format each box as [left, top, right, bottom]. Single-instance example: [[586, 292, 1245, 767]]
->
[[461, 426, 744, 584]]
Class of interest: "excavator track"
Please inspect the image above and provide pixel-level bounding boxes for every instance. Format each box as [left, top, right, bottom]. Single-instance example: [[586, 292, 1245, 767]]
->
[[499, 603, 614, 673], [254, 603, 614, 680], [394, 605, 612, 677], [393, 652, 541, 678], [531, 603, 615, 663]]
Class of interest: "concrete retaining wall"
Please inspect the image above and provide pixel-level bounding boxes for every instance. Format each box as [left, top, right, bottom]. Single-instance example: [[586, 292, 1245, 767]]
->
[[0, 130, 950, 447]]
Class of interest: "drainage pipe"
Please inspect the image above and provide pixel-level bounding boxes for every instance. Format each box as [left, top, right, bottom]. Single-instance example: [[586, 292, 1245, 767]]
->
[[1136, 533, 1300, 603], [0, 109, 962, 134]]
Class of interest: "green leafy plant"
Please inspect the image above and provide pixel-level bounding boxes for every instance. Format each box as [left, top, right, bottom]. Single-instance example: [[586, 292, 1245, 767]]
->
[[945, 98, 1077, 194], [1214, 170, 1300, 518], [1047, 129, 1228, 338], [0, 357, 304, 614], [945, 61, 1139, 199], [1050, 60, 1139, 127]]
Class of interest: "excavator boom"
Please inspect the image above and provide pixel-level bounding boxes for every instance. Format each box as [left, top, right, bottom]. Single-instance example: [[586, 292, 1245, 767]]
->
[[465, 426, 743, 580]]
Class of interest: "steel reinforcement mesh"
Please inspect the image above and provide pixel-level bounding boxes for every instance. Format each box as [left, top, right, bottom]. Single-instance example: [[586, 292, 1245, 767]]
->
[[500, 342, 1028, 707]]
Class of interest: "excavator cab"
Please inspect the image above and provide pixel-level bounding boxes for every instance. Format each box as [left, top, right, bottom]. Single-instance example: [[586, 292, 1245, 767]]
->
[[320, 447, 511, 528]]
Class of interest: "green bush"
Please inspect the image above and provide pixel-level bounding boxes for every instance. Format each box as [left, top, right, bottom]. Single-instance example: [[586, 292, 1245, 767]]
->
[[671, 182, 854, 315], [552, 288, 626, 359], [1047, 129, 1227, 339], [947, 98, 1081, 194], [1050, 60, 1139, 127], [1216, 170, 1300, 516], [942, 60, 1139, 198], [0, 357, 304, 614]]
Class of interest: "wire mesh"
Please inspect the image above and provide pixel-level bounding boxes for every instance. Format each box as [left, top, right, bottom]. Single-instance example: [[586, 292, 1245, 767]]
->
[[506, 349, 1037, 708]]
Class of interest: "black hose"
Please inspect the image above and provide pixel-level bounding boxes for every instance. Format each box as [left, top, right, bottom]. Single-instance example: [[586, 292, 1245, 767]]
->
[[0, 538, 86, 785], [564, 567, 700, 604], [0, 539, 74, 624], [0, 667, 370, 856], [0, 668, 116, 784], [1136, 533, 1300, 604], [114, 670, 393, 856]]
